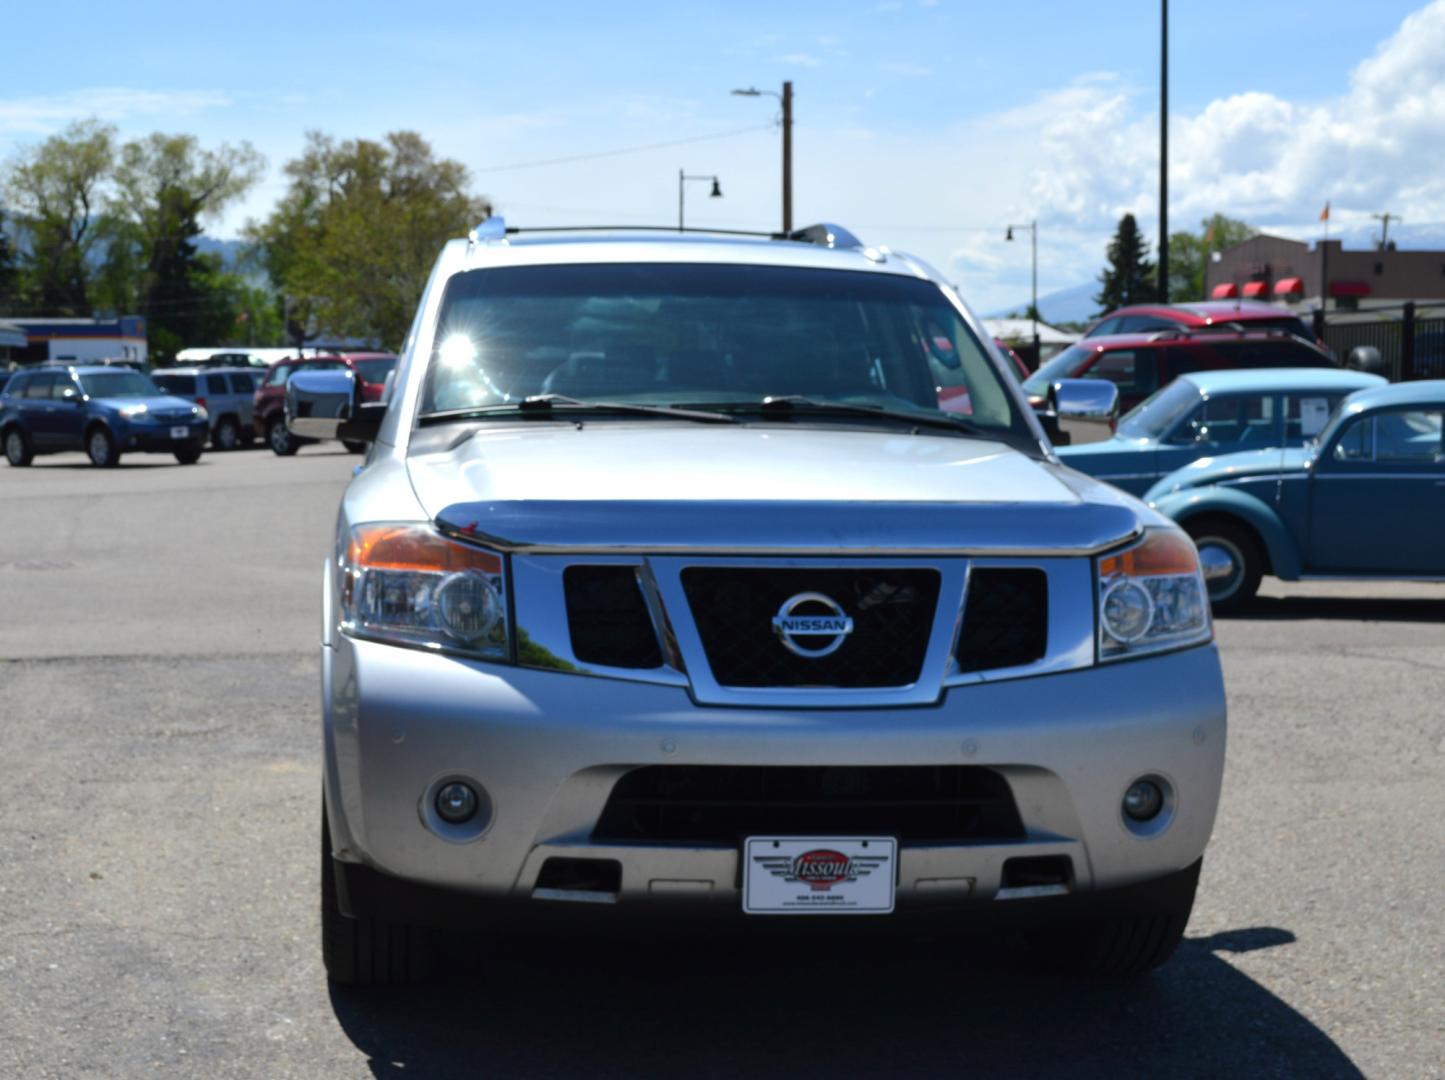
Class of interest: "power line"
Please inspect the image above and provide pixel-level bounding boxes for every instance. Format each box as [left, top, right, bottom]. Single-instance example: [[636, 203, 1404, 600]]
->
[[474, 123, 775, 174]]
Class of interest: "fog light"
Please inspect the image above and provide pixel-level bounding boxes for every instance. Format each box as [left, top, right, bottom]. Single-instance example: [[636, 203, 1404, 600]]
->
[[1122, 779, 1164, 821], [435, 781, 478, 823]]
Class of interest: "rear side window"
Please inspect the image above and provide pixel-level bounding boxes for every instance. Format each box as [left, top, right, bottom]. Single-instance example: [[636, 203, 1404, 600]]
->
[[154, 374, 197, 396], [1088, 317, 1124, 337], [205, 374, 229, 395], [26, 373, 57, 399], [1284, 393, 1343, 441], [1082, 349, 1159, 397], [1118, 315, 1177, 333], [228, 372, 256, 393]]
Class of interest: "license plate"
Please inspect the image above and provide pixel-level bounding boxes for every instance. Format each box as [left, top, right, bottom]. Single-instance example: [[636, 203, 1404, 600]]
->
[[743, 837, 896, 915], [170, 426, 190, 440]]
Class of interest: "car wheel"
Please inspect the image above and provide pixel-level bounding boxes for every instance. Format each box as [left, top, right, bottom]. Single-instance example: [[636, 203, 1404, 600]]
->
[[87, 427, 120, 468], [342, 440, 368, 455], [320, 807, 430, 986], [267, 416, 299, 457], [174, 446, 203, 465], [1185, 517, 1263, 614], [213, 417, 240, 451], [3, 427, 33, 466], [1031, 858, 1201, 978]]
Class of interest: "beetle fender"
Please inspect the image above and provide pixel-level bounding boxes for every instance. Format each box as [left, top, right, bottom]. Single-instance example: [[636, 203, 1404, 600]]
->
[[1152, 486, 1303, 580]]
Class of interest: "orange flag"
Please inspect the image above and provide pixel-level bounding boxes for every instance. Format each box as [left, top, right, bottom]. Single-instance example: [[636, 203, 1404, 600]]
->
[[1319, 202, 1331, 222]]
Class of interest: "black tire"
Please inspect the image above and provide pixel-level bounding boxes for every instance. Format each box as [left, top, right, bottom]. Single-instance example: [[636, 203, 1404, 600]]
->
[[1034, 859, 1201, 978], [174, 446, 203, 465], [3, 427, 33, 466], [1184, 516, 1263, 614], [342, 440, 368, 455], [86, 426, 120, 468], [267, 416, 299, 457], [213, 416, 241, 451], [321, 808, 430, 986]]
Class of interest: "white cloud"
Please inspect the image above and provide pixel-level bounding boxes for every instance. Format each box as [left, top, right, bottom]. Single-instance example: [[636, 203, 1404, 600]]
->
[[0, 88, 232, 135], [773, 52, 822, 68]]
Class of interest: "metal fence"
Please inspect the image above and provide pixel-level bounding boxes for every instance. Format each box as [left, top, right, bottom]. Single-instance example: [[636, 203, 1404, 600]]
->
[[1319, 302, 1445, 381]]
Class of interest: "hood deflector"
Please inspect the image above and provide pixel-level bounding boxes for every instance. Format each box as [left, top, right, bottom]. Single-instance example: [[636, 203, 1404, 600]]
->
[[435, 500, 1141, 557]]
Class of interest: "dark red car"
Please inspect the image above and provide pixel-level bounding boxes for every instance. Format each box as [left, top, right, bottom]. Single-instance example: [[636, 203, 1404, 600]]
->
[[254, 352, 397, 456], [1084, 300, 1313, 343], [1022, 328, 1336, 413]]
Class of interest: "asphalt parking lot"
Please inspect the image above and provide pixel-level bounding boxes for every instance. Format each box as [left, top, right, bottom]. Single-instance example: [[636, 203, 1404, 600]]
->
[[1, 447, 1441, 1079]]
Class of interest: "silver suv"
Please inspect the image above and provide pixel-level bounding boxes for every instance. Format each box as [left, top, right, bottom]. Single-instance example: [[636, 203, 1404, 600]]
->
[[151, 366, 258, 450], [293, 221, 1226, 985]]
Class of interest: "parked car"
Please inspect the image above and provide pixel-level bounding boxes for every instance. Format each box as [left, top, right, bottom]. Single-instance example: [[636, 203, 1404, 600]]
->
[[1057, 368, 1385, 495], [1, 365, 208, 467], [1145, 380, 1445, 611], [992, 339, 1031, 379], [255, 352, 397, 455], [151, 367, 259, 450], [1022, 329, 1337, 414], [1084, 300, 1314, 343], [290, 219, 1226, 986]]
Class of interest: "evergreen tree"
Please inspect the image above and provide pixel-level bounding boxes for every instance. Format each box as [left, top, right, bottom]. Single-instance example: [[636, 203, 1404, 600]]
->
[[1094, 213, 1158, 314], [0, 210, 17, 314]]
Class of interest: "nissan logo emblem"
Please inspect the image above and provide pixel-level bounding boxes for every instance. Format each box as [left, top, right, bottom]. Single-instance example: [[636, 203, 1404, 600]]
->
[[771, 592, 854, 658]]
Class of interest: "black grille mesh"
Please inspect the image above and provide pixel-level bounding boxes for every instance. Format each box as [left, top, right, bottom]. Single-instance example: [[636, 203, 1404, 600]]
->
[[593, 765, 1026, 845], [563, 565, 663, 669], [680, 567, 940, 688], [955, 568, 1048, 673]]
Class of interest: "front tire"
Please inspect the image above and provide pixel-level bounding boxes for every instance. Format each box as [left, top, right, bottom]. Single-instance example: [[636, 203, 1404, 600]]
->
[[267, 416, 299, 457], [1185, 517, 1263, 614], [174, 446, 203, 465], [321, 809, 430, 986], [213, 416, 240, 451], [4, 427, 33, 466], [87, 427, 120, 468]]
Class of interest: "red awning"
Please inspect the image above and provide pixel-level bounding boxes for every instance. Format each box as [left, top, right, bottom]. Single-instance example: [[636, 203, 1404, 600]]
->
[[1274, 277, 1304, 296], [1242, 281, 1268, 298], [1330, 281, 1371, 298], [1211, 282, 1238, 299]]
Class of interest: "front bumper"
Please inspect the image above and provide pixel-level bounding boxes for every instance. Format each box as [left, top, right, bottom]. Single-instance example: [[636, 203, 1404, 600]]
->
[[323, 635, 1227, 918], [120, 420, 207, 451]]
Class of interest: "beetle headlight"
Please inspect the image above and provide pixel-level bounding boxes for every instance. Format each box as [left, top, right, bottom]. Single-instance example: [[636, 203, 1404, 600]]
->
[[1097, 529, 1211, 660], [340, 524, 509, 660]]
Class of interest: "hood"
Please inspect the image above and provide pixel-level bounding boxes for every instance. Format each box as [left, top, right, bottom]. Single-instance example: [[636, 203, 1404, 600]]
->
[[95, 394, 199, 413], [408, 423, 1143, 556], [1145, 445, 1311, 502]]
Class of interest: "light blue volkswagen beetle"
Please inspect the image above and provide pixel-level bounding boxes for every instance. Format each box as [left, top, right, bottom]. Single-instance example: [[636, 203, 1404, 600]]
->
[[1145, 380, 1445, 610], [1058, 368, 1385, 495]]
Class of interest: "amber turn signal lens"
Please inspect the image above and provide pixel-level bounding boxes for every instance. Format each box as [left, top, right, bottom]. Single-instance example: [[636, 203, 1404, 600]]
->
[[1098, 529, 1199, 578], [347, 524, 501, 574]]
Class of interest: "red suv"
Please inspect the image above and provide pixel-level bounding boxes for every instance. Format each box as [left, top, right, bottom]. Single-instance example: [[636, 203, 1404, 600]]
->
[[255, 352, 397, 456], [1084, 300, 1313, 343], [1022, 329, 1335, 413]]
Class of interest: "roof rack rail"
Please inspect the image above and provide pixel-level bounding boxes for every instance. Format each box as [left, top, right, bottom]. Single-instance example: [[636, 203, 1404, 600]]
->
[[466, 216, 874, 252], [784, 223, 867, 250]]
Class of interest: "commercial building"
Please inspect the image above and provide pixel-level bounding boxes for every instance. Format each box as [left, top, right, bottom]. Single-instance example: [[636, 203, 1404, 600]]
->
[[3, 316, 148, 366], [1204, 234, 1445, 311]]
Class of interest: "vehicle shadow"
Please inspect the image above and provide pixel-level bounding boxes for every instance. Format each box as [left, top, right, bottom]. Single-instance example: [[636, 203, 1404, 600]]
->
[[328, 924, 1363, 1079], [1227, 594, 1445, 623]]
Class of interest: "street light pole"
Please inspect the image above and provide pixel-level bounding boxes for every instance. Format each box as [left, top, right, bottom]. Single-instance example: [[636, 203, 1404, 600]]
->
[[678, 169, 723, 231], [1006, 221, 1040, 365], [731, 82, 793, 234], [1158, 0, 1169, 301]]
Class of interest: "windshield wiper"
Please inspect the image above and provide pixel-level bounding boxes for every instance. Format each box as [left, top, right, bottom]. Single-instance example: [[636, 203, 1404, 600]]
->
[[419, 394, 740, 426], [694, 395, 988, 437]]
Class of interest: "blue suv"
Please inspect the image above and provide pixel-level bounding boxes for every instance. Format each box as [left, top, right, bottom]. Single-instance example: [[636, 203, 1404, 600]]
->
[[1, 365, 209, 467]]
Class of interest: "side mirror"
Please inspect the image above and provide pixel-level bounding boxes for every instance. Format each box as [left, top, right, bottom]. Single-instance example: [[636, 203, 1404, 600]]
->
[[286, 369, 384, 444], [1048, 378, 1118, 446], [1345, 345, 1384, 375], [62, 387, 82, 404]]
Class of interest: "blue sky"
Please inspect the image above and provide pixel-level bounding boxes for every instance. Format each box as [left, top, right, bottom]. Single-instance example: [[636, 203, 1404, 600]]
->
[[4, 0, 1443, 312]]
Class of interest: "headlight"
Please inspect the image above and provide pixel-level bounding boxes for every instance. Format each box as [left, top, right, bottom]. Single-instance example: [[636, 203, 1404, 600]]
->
[[120, 404, 149, 419], [340, 524, 509, 660], [1096, 528, 1211, 661], [194, 405, 208, 421]]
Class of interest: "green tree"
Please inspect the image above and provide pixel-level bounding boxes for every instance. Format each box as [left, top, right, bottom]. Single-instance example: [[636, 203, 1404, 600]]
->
[[250, 131, 490, 348], [0, 209, 17, 314], [3, 119, 116, 314], [101, 133, 264, 361], [1094, 213, 1157, 314], [1167, 214, 1255, 301]]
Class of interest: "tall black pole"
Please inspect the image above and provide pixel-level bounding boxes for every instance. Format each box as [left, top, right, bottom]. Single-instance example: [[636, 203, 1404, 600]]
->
[[1158, 0, 1169, 301], [781, 81, 794, 233]]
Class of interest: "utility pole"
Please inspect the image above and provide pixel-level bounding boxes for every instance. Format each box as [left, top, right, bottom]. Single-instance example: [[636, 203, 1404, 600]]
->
[[1372, 212, 1399, 250], [1006, 222, 1040, 365], [731, 81, 794, 234], [1158, 0, 1169, 301]]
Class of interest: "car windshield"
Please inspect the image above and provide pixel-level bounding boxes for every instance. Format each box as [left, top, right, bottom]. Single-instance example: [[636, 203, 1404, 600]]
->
[[353, 357, 396, 384], [420, 263, 1029, 438], [78, 371, 161, 398], [1116, 379, 1203, 438], [1021, 344, 1092, 396]]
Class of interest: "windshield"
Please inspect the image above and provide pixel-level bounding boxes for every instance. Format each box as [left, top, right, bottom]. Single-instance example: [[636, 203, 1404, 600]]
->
[[421, 263, 1029, 437], [78, 371, 161, 398], [1021, 344, 1092, 396], [1116, 379, 1203, 438], [353, 357, 396, 384]]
